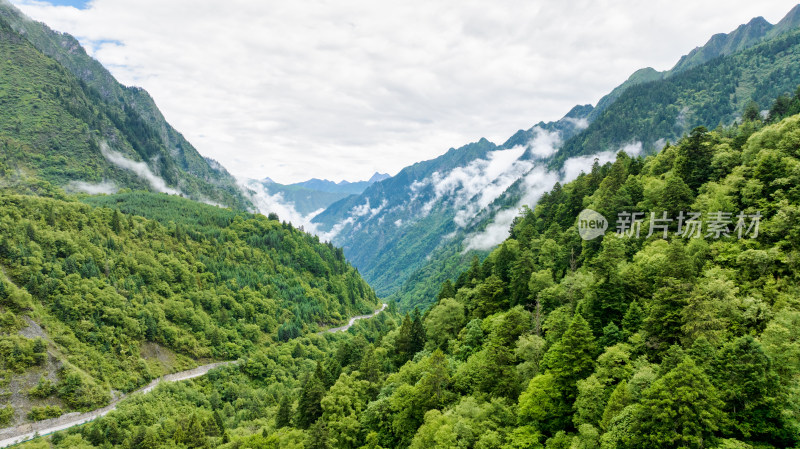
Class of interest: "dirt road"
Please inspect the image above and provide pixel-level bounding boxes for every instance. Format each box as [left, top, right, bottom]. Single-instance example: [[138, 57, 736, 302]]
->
[[0, 361, 235, 448], [0, 303, 388, 447], [323, 303, 387, 333]]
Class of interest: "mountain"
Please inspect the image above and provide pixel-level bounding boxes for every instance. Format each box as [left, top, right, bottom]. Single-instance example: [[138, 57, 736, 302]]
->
[[33, 101, 800, 449], [313, 5, 800, 312], [293, 172, 391, 195], [312, 137, 506, 296], [256, 182, 355, 216], [671, 16, 774, 72], [2, 4, 800, 448], [0, 191, 380, 429], [0, 0, 250, 209], [253, 172, 392, 218], [367, 172, 391, 183], [0, 3, 385, 430], [553, 20, 800, 165]]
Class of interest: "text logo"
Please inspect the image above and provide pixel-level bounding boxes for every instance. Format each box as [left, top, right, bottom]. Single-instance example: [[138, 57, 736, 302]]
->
[[577, 209, 608, 240]]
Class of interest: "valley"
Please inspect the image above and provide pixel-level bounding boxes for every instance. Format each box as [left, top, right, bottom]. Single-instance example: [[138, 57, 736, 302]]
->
[[0, 1, 799, 448]]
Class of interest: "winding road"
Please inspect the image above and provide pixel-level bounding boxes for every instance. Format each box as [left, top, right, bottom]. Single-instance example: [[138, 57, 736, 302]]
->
[[0, 361, 235, 448], [322, 303, 388, 333], [0, 303, 388, 447]]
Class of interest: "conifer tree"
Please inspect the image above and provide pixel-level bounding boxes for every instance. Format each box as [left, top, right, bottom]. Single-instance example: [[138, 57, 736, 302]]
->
[[410, 308, 425, 354], [395, 313, 414, 364], [275, 395, 292, 429], [542, 313, 597, 401], [600, 380, 631, 431], [306, 419, 331, 449], [711, 335, 784, 442], [631, 357, 725, 448], [437, 279, 456, 301], [621, 300, 644, 339], [296, 364, 326, 429], [212, 409, 225, 436]]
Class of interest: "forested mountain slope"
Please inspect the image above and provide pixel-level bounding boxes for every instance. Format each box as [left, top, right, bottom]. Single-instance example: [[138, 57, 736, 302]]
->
[[554, 24, 800, 164], [0, 1, 250, 209], [381, 8, 800, 312], [0, 192, 379, 428], [23, 94, 800, 449]]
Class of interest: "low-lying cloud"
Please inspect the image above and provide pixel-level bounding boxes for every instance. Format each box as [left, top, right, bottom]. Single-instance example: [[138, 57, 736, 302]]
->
[[527, 127, 562, 159], [464, 165, 559, 251], [416, 145, 534, 227], [241, 179, 323, 233], [100, 142, 181, 195], [463, 141, 642, 251], [563, 117, 590, 130], [65, 180, 119, 195]]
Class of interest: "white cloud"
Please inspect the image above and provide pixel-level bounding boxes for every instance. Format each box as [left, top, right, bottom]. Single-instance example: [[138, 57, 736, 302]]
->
[[315, 198, 388, 241], [561, 151, 617, 183], [11, 0, 798, 183], [561, 141, 642, 182], [463, 165, 559, 251], [100, 142, 181, 194], [428, 145, 533, 227], [241, 179, 323, 232], [563, 117, 589, 130], [463, 138, 643, 251], [66, 180, 118, 195], [350, 199, 387, 219], [527, 127, 562, 159], [621, 141, 643, 157]]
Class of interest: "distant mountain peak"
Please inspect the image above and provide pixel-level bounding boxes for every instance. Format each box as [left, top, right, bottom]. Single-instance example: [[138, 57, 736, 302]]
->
[[771, 3, 800, 37], [671, 13, 774, 73], [368, 172, 390, 183]]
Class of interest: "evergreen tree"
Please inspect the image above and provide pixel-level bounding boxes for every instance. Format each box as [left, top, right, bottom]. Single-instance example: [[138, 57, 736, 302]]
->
[[743, 100, 761, 122], [467, 255, 482, 285], [296, 364, 326, 429], [437, 279, 455, 301], [213, 410, 226, 435], [184, 413, 207, 448], [395, 313, 414, 364], [600, 380, 631, 431], [673, 126, 714, 191], [599, 321, 622, 348], [660, 175, 694, 216], [306, 419, 331, 449], [410, 308, 425, 354], [687, 335, 716, 368], [518, 372, 570, 435], [710, 336, 785, 443], [276, 395, 293, 429], [642, 280, 692, 354], [509, 249, 535, 306], [416, 349, 451, 409], [631, 357, 726, 448], [111, 208, 122, 233], [542, 313, 597, 401], [493, 242, 515, 283], [621, 300, 644, 339]]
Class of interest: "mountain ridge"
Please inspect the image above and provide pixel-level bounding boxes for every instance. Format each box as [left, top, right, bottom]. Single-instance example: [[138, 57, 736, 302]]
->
[[0, 0, 251, 209], [310, 4, 800, 311]]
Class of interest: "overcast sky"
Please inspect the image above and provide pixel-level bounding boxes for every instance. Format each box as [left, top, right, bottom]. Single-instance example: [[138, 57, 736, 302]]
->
[[12, 0, 800, 183]]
